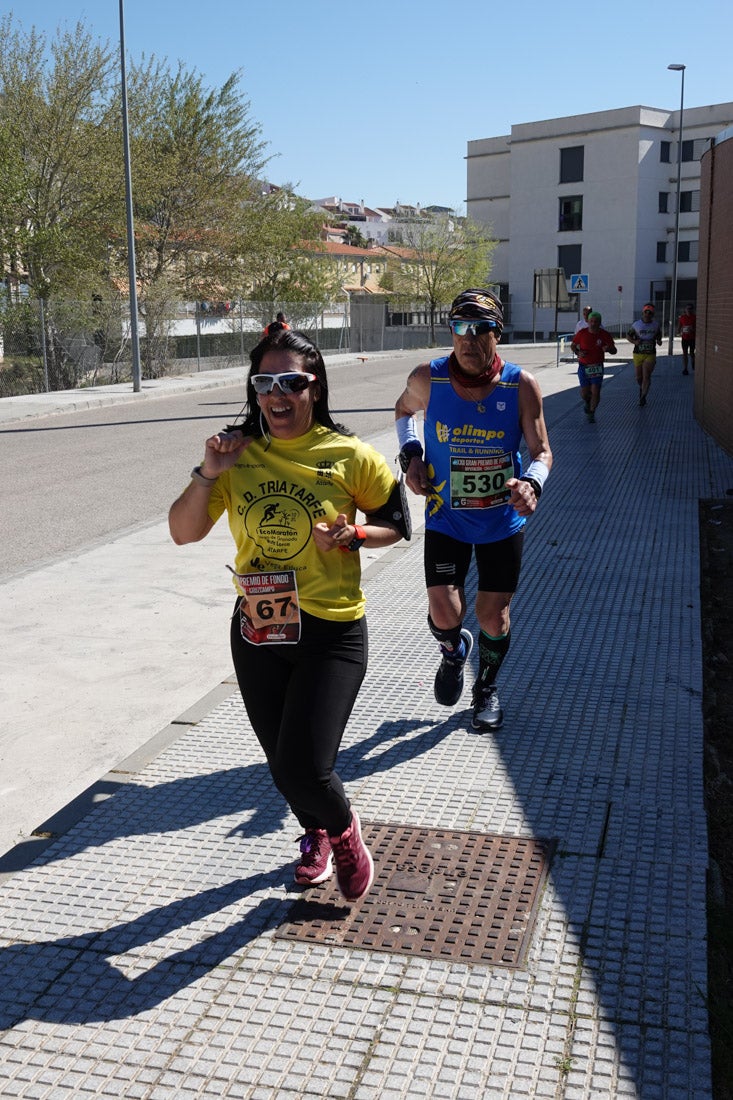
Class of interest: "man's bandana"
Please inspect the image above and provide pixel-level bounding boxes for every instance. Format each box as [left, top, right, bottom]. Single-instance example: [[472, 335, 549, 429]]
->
[[449, 288, 504, 333]]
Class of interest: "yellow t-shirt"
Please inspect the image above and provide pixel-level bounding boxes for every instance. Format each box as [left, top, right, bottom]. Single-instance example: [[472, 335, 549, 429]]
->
[[207, 425, 397, 621]]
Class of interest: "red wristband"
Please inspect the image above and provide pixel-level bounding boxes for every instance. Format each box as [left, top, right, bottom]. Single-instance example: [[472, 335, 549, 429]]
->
[[339, 524, 367, 552]]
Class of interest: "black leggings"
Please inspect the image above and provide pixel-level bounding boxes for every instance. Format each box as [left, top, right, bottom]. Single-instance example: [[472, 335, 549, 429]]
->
[[230, 605, 368, 836]]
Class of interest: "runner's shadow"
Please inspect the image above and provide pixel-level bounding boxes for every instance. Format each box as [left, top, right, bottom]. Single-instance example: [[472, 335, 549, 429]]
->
[[0, 761, 286, 874], [0, 869, 289, 1028], [338, 717, 456, 783], [2, 717, 452, 875]]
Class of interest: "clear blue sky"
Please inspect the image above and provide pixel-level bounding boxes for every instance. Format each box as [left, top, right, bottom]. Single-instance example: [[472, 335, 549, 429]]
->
[[16, 0, 733, 211]]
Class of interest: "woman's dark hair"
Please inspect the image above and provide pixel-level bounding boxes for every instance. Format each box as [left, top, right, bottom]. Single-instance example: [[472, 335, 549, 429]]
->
[[229, 329, 352, 438]]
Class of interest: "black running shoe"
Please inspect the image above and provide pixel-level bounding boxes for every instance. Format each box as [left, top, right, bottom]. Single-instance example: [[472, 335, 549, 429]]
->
[[434, 629, 473, 706], [471, 683, 504, 731]]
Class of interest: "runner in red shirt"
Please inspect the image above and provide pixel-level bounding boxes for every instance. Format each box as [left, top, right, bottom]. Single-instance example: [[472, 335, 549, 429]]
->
[[264, 312, 292, 336], [677, 305, 696, 374], [570, 311, 617, 423]]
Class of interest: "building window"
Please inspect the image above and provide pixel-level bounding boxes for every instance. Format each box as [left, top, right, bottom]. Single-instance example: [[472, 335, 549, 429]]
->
[[559, 146, 584, 183], [558, 244, 581, 279], [660, 141, 671, 163], [658, 192, 669, 213], [493, 283, 510, 312], [657, 242, 667, 263], [681, 138, 711, 162], [558, 195, 583, 231], [678, 240, 699, 262], [679, 189, 700, 213]]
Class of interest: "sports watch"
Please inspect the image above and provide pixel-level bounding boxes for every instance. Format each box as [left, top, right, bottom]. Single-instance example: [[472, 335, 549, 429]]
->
[[398, 441, 423, 472]]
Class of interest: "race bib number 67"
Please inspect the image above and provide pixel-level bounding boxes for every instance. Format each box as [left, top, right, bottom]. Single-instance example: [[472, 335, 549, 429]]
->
[[228, 568, 301, 644]]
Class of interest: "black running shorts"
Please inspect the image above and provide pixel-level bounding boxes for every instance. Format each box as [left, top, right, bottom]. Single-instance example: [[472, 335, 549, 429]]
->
[[424, 529, 524, 593]]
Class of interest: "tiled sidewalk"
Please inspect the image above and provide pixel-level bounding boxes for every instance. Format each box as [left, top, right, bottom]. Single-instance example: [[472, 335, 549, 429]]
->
[[1, 360, 731, 1098]]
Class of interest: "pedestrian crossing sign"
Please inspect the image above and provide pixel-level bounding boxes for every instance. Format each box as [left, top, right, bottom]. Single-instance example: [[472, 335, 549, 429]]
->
[[570, 274, 589, 292]]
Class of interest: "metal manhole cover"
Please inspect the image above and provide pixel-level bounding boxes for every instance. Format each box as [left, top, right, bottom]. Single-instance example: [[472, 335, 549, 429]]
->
[[276, 823, 555, 968]]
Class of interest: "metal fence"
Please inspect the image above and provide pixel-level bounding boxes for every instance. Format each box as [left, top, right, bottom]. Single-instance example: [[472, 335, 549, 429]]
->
[[0, 298, 355, 398], [0, 295, 468, 398], [3, 291, 668, 399]]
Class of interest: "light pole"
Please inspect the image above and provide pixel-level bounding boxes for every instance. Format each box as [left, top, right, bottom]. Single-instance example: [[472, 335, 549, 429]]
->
[[119, 0, 142, 391], [667, 63, 686, 357]]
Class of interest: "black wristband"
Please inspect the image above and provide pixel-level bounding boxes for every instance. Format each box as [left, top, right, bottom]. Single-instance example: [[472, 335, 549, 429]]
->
[[398, 442, 423, 472], [519, 476, 542, 500]]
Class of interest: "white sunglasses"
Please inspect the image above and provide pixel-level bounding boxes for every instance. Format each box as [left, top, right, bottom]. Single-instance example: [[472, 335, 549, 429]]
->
[[251, 372, 316, 395]]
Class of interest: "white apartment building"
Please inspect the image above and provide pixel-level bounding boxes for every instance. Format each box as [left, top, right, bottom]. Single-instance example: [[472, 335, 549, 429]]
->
[[467, 102, 733, 339]]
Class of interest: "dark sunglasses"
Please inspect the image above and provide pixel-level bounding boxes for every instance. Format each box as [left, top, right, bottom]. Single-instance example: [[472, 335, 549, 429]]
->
[[449, 320, 498, 337], [251, 372, 316, 395]]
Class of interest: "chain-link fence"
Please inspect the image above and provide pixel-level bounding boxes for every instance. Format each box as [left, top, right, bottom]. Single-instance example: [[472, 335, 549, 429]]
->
[[4, 290, 664, 398], [1, 293, 500, 398], [0, 297, 358, 398]]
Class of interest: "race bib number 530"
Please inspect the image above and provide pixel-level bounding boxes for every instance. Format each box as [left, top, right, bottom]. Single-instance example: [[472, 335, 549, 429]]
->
[[450, 453, 514, 509]]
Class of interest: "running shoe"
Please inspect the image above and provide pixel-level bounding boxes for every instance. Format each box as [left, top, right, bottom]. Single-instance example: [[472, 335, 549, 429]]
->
[[471, 683, 504, 732], [294, 828, 333, 885], [434, 628, 474, 706], [329, 810, 374, 902]]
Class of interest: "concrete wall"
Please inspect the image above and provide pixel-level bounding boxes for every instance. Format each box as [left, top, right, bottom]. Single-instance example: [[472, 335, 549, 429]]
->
[[695, 130, 733, 457], [466, 135, 511, 269]]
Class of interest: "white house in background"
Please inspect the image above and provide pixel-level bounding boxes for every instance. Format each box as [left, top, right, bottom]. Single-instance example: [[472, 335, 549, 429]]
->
[[312, 197, 392, 244], [467, 101, 733, 339], [312, 197, 457, 247]]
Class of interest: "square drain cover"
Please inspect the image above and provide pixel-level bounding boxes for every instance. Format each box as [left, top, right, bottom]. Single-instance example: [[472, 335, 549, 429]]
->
[[276, 823, 555, 968]]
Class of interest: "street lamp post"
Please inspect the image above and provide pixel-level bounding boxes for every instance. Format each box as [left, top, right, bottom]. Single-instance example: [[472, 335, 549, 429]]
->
[[667, 63, 686, 357], [119, 0, 142, 391]]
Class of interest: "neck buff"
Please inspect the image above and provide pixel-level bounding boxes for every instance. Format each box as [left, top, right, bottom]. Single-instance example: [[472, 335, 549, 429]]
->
[[449, 352, 502, 387]]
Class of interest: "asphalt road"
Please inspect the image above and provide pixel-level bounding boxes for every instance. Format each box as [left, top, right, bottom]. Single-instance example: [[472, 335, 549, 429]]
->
[[0, 351, 427, 580]]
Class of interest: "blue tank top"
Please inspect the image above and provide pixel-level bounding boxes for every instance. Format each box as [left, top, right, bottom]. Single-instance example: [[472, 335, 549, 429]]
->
[[424, 355, 526, 544]]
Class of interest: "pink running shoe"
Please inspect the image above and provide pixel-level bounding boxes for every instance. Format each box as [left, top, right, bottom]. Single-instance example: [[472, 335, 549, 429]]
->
[[329, 810, 374, 902], [294, 828, 333, 885]]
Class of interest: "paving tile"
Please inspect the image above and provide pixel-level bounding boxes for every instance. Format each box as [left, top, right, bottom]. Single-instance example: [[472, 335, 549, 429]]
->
[[0, 362, 729, 1097]]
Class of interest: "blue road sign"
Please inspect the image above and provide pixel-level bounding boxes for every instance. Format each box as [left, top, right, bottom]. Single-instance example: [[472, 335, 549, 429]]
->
[[570, 274, 589, 292]]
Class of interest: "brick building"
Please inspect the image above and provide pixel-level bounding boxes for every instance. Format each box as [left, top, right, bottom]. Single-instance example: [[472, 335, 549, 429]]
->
[[695, 126, 733, 456]]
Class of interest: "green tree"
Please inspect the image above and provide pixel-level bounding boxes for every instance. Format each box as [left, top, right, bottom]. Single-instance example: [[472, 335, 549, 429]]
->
[[245, 190, 343, 328], [0, 15, 119, 386], [122, 61, 269, 376], [379, 213, 496, 344], [344, 224, 368, 249], [0, 15, 349, 386]]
